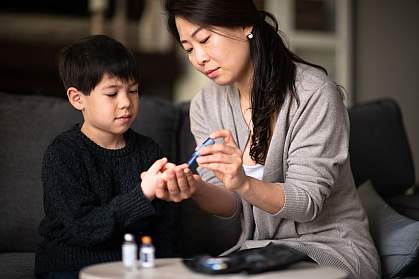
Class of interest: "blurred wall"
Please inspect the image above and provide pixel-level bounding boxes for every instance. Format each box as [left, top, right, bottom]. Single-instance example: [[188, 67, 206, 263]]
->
[[174, 49, 208, 102], [355, 0, 419, 184]]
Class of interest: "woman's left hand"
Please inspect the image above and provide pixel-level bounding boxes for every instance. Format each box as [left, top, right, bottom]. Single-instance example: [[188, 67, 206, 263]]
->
[[155, 164, 201, 202], [197, 129, 248, 192]]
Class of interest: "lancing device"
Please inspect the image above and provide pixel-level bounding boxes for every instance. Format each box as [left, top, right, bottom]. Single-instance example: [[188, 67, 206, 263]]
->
[[187, 137, 215, 168]]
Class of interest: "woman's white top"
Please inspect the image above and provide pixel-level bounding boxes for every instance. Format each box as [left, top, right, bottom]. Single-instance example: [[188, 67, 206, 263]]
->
[[242, 164, 264, 181]]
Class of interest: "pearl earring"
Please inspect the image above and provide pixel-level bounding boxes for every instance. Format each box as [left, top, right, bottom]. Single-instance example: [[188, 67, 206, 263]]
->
[[247, 32, 254, 40]]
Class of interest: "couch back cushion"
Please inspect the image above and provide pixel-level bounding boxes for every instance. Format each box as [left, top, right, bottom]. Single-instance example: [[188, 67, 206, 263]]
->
[[176, 102, 196, 164], [131, 96, 180, 162], [348, 99, 415, 197], [0, 92, 179, 252], [0, 93, 81, 252]]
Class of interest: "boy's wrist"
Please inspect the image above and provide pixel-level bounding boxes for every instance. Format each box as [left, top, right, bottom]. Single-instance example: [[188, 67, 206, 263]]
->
[[140, 182, 155, 201]]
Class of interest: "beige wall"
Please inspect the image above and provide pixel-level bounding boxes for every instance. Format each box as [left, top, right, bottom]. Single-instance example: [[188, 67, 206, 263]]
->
[[355, 0, 419, 184], [174, 49, 209, 102]]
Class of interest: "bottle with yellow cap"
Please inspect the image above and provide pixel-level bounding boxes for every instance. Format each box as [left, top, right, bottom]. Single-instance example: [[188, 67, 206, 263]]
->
[[139, 235, 155, 268]]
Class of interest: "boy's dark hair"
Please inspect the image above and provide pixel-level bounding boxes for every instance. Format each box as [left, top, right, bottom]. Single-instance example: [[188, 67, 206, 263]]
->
[[58, 34, 139, 95]]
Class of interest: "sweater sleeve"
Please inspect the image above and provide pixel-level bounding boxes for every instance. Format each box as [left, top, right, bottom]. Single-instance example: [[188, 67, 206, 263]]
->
[[274, 82, 350, 222], [190, 91, 243, 219], [41, 142, 156, 247], [190, 92, 223, 186]]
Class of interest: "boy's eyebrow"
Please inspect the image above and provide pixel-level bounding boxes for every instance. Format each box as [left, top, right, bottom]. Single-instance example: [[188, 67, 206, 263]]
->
[[180, 26, 204, 44], [101, 81, 137, 90], [102, 84, 120, 89]]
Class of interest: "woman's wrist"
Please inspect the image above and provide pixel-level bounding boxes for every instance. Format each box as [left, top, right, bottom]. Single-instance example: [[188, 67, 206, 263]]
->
[[190, 178, 207, 200], [235, 176, 251, 197]]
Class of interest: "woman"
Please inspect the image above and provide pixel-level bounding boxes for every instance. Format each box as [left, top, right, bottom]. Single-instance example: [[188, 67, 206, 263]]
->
[[159, 0, 380, 278]]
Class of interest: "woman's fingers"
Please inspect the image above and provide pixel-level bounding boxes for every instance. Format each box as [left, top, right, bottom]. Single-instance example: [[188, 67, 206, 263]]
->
[[161, 164, 195, 202], [196, 152, 238, 164], [184, 167, 199, 196], [175, 164, 190, 197], [166, 169, 180, 197], [197, 161, 241, 175], [209, 129, 237, 146], [193, 130, 246, 191], [155, 176, 169, 200], [198, 142, 239, 157]]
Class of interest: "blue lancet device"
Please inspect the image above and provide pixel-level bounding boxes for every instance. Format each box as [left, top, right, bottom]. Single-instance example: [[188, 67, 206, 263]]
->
[[187, 137, 215, 168]]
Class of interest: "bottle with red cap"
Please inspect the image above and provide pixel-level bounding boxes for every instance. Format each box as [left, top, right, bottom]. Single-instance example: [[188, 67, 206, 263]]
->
[[139, 235, 155, 268]]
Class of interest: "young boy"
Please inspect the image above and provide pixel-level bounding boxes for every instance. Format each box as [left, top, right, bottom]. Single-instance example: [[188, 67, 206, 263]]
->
[[35, 35, 178, 278]]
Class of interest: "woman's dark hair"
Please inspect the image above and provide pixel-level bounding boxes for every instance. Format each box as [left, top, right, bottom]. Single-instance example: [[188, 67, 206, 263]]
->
[[59, 34, 139, 95], [165, 0, 326, 164]]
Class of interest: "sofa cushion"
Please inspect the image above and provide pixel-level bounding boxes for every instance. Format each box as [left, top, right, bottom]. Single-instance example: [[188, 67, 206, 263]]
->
[[178, 199, 241, 257], [0, 93, 81, 252], [349, 99, 415, 197], [131, 96, 180, 162], [0, 252, 35, 279], [358, 180, 419, 278], [176, 102, 196, 164], [387, 193, 419, 221]]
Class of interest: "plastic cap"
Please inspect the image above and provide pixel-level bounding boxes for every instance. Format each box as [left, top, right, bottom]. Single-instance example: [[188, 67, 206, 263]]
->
[[124, 234, 134, 241], [142, 236, 152, 244]]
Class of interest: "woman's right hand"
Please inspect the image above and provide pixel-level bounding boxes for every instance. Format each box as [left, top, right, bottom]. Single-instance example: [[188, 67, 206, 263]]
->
[[196, 129, 249, 193]]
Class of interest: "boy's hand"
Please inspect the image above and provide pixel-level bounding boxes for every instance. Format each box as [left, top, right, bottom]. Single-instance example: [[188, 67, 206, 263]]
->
[[155, 164, 201, 202], [140, 158, 168, 200]]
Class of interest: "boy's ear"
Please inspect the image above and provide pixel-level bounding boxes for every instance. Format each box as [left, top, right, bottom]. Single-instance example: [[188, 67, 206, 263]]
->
[[67, 87, 85, 111]]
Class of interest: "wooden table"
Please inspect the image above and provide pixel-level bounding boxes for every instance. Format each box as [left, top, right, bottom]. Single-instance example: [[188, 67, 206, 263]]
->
[[80, 258, 347, 279]]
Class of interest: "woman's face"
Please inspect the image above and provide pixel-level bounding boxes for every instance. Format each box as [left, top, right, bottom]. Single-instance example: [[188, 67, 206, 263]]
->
[[175, 17, 253, 87]]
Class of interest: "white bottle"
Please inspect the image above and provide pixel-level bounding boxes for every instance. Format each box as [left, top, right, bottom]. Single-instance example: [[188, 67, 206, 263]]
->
[[122, 233, 138, 271], [139, 236, 155, 268]]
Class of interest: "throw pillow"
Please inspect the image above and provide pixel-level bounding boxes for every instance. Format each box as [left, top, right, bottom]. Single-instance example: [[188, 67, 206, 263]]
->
[[358, 180, 419, 278]]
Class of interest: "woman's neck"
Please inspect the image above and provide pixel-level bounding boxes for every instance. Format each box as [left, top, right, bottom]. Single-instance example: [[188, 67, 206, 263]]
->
[[236, 79, 252, 110], [235, 60, 254, 105]]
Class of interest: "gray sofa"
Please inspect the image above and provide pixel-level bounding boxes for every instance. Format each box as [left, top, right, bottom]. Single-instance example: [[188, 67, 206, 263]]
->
[[0, 92, 417, 278], [0, 92, 240, 279]]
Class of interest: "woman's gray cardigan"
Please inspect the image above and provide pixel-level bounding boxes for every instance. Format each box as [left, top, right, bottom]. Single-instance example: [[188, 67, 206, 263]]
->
[[189, 64, 380, 279]]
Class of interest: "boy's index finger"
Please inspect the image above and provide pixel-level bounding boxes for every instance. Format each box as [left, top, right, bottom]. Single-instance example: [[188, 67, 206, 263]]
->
[[177, 163, 189, 169], [149, 157, 168, 173]]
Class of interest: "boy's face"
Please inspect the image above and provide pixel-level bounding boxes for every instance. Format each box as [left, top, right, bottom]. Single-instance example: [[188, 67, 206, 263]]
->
[[78, 74, 139, 141]]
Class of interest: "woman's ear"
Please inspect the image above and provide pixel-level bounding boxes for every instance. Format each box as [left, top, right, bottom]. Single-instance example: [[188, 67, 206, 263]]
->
[[243, 25, 254, 39], [67, 87, 85, 111]]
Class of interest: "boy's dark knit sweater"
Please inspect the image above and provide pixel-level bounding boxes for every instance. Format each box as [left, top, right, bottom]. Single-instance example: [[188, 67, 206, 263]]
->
[[35, 125, 178, 274]]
